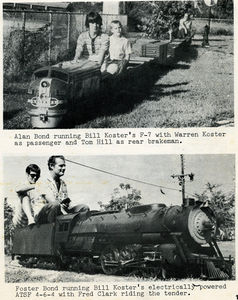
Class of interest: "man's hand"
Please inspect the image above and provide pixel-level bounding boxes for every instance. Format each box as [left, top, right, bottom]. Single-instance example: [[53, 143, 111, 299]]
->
[[118, 59, 129, 75], [61, 198, 71, 211]]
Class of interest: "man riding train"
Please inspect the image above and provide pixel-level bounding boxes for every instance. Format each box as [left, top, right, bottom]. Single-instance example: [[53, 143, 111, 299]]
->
[[13, 156, 88, 228]]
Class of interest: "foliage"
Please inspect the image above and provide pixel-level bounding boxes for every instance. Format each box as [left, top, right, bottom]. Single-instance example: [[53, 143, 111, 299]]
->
[[98, 183, 142, 211], [3, 29, 49, 81], [4, 198, 14, 255], [127, 1, 233, 37], [127, 1, 195, 38], [194, 183, 235, 229], [67, 2, 103, 13], [195, 0, 233, 19]]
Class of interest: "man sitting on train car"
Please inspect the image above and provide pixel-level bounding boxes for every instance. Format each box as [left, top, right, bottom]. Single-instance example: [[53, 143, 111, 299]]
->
[[73, 12, 109, 72], [13, 164, 41, 227], [178, 13, 193, 39], [35, 155, 89, 224]]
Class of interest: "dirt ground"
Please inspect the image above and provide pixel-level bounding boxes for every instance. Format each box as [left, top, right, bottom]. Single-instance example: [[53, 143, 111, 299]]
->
[[5, 241, 235, 283]]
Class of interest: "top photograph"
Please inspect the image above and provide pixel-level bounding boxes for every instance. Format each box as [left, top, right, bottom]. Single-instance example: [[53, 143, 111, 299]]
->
[[3, 0, 234, 129]]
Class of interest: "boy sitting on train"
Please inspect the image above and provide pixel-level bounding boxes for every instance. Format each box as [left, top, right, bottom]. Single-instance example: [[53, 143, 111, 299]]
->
[[106, 20, 132, 75], [13, 164, 41, 227], [73, 12, 109, 72]]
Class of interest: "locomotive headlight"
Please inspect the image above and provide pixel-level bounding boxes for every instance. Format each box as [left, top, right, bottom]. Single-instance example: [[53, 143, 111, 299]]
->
[[41, 81, 49, 88]]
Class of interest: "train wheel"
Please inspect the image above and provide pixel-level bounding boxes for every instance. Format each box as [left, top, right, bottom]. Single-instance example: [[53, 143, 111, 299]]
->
[[100, 246, 121, 275]]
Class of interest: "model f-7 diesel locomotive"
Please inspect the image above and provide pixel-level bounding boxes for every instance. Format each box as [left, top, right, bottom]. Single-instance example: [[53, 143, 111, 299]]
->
[[27, 39, 190, 128], [27, 60, 102, 128], [12, 198, 233, 279]]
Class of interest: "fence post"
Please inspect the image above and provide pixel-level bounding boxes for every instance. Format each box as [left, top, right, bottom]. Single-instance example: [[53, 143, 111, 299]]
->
[[48, 12, 52, 64], [67, 12, 71, 50], [22, 11, 26, 66]]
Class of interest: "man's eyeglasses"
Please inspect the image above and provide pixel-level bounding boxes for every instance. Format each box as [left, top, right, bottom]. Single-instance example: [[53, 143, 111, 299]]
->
[[29, 173, 39, 179]]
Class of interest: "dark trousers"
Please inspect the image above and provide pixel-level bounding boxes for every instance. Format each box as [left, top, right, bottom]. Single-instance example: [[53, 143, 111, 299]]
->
[[35, 203, 61, 224]]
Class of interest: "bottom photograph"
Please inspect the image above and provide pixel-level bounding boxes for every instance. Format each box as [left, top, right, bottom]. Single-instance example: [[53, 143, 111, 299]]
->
[[3, 154, 235, 282]]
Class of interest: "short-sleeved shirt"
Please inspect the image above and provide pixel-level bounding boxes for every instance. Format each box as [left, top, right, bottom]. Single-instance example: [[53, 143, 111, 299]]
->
[[109, 36, 132, 61], [44, 176, 68, 204], [13, 183, 43, 228], [74, 31, 109, 62]]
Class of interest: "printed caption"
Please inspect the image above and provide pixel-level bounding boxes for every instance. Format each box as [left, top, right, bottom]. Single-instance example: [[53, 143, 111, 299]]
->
[[15, 283, 227, 298], [13, 130, 227, 147]]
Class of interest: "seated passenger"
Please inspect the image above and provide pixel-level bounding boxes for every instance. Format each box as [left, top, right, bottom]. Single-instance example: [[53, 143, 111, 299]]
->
[[73, 12, 109, 72], [107, 20, 132, 75], [178, 13, 192, 39], [13, 164, 41, 227], [35, 156, 89, 224]]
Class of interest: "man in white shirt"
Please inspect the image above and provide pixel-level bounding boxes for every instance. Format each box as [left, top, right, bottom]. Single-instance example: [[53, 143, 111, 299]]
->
[[36, 156, 88, 223]]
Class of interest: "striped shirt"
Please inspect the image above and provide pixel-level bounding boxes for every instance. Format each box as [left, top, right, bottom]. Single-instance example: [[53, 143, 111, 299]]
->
[[74, 31, 109, 62]]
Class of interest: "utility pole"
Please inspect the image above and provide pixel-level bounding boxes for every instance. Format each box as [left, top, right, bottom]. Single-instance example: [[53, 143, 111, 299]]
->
[[180, 154, 185, 204], [171, 155, 194, 206], [202, 0, 218, 47]]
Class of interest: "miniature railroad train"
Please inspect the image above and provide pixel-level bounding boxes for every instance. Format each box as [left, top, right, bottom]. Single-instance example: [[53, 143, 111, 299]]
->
[[27, 39, 189, 128], [12, 198, 233, 279]]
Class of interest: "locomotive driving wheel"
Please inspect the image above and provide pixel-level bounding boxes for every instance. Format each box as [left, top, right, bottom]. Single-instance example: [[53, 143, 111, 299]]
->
[[100, 246, 121, 275]]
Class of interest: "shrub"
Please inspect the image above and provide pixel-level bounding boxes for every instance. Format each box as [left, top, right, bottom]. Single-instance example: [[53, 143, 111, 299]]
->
[[128, 1, 195, 38], [4, 198, 14, 255], [4, 29, 49, 81]]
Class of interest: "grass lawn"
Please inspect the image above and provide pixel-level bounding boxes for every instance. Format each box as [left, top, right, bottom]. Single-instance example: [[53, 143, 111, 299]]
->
[[3, 35, 233, 129]]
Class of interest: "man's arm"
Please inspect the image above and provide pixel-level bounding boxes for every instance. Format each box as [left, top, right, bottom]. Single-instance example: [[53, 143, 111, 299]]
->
[[97, 34, 109, 66], [73, 32, 85, 62], [16, 184, 35, 195], [22, 196, 35, 225]]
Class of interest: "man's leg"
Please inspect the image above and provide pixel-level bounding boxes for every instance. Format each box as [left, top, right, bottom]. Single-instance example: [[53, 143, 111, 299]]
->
[[22, 196, 35, 225], [35, 203, 62, 224], [68, 204, 90, 213]]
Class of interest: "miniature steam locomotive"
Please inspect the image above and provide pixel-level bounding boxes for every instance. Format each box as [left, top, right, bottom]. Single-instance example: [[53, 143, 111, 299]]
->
[[12, 198, 233, 279]]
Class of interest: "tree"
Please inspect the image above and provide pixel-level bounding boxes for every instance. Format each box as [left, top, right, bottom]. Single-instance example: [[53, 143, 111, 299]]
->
[[127, 1, 195, 38], [194, 183, 235, 229], [4, 198, 14, 255], [98, 183, 142, 211], [195, 0, 233, 19]]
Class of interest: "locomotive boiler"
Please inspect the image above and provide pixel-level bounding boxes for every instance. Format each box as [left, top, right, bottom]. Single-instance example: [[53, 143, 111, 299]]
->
[[12, 198, 233, 279]]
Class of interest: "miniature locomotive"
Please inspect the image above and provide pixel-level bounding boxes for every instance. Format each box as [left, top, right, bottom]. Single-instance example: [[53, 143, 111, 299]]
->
[[27, 39, 189, 129], [27, 60, 101, 128], [12, 198, 233, 279]]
